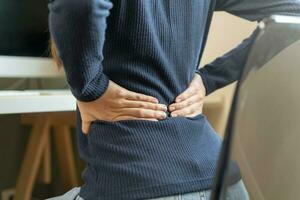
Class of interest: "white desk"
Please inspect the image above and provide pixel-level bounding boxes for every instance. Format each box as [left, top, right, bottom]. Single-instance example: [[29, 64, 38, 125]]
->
[[0, 90, 76, 114], [0, 56, 64, 78]]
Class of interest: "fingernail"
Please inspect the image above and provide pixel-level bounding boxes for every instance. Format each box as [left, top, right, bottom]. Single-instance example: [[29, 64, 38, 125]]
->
[[171, 113, 178, 117], [169, 106, 175, 111], [163, 105, 168, 111], [160, 112, 167, 118]]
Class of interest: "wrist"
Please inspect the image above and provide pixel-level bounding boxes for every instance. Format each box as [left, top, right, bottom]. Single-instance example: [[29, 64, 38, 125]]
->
[[194, 70, 207, 97]]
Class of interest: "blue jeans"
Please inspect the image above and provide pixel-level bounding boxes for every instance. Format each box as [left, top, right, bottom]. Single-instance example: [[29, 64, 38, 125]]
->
[[46, 180, 249, 200]]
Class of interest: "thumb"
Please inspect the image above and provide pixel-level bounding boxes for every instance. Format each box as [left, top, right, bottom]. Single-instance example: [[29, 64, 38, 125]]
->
[[81, 120, 91, 135], [175, 86, 196, 103]]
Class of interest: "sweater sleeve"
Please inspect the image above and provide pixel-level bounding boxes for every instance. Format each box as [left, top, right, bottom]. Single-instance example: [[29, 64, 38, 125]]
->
[[48, 0, 113, 102], [196, 0, 300, 95]]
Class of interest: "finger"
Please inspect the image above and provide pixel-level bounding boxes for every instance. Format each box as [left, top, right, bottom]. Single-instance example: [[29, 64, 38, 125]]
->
[[114, 116, 159, 121], [122, 100, 167, 111], [185, 111, 203, 118], [175, 86, 197, 103], [169, 95, 200, 112], [124, 91, 158, 103], [170, 102, 203, 117], [119, 108, 167, 119], [81, 120, 91, 135]]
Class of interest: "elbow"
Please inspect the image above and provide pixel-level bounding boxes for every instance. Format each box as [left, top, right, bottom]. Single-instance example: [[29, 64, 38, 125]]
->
[[48, 0, 113, 17]]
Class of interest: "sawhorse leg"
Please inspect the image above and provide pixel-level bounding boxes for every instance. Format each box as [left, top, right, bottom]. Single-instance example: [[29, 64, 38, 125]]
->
[[14, 117, 50, 200]]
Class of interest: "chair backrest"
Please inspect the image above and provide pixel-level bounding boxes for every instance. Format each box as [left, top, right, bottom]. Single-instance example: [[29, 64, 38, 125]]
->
[[0, 56, 64, 78], [211, 15, 300, 200]]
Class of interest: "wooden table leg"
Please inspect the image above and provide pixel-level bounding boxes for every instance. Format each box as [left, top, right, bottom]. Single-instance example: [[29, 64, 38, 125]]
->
[[38, 133, 51, 184], [14, 117, 50, 200], [53, 125, 79, 190]]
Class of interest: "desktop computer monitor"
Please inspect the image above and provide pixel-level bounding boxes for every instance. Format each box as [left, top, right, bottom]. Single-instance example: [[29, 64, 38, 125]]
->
[[211, 15, 300, 200], [0, 0, 50, 57]]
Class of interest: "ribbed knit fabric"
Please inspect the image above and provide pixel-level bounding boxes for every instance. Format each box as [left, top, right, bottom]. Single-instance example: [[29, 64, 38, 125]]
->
[[48, 0, 300, 199]]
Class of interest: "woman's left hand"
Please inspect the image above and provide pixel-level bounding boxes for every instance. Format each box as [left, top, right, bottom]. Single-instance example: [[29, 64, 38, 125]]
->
[[168, 73, 206, 117]]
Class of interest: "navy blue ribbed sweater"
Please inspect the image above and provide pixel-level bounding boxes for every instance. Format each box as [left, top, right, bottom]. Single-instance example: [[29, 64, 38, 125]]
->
[[48, 0, 300, 199]]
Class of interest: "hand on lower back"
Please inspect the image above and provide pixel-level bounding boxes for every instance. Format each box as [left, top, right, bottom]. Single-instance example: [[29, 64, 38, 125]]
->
[[77, 80, 168, 134], [168, 73, 206, 117]]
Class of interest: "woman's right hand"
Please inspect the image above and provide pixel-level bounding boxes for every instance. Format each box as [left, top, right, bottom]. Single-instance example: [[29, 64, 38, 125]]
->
[[77, 80, 168, 134]]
